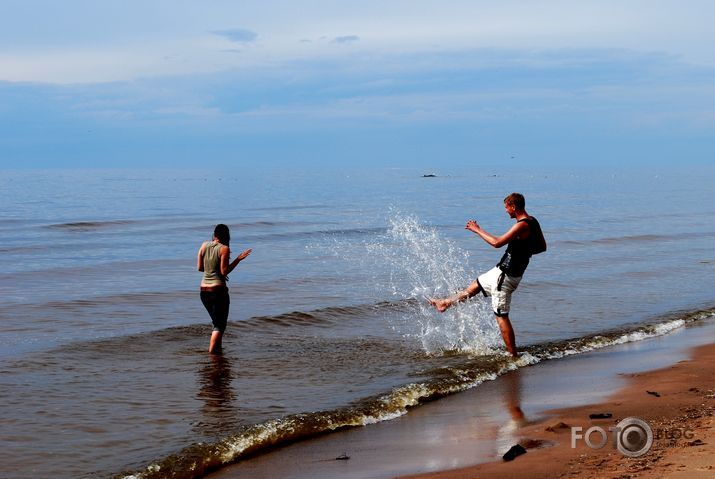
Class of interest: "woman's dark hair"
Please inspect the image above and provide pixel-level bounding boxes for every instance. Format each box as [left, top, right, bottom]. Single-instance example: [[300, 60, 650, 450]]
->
[[214, 224, 230, 246]]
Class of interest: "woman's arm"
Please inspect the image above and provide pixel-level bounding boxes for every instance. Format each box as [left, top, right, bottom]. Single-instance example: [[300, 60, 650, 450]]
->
[[197, 242, 206, 271], [220, 246, 252, 277]]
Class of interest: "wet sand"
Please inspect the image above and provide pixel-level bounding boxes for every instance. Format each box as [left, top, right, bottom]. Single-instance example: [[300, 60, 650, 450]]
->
[[208, 320, 715, 479], [401, 340, 715, 479]]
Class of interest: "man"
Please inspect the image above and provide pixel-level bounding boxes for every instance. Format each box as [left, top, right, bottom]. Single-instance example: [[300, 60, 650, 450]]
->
[[428, 193, 546, 357]]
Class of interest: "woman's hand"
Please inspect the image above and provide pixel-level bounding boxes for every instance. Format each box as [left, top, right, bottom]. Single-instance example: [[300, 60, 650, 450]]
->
[[224, 248, 253, 277]]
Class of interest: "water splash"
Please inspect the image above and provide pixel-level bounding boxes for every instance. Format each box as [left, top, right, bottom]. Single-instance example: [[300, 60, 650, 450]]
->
[[364, 212, 502, 355]]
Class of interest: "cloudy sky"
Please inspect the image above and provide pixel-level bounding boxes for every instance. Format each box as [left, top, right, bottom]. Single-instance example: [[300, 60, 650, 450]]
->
[[1, 0, 714, 168]]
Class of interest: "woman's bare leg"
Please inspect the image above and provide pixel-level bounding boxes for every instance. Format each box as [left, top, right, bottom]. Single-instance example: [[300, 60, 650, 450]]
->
[[209, 331, 223, 354]]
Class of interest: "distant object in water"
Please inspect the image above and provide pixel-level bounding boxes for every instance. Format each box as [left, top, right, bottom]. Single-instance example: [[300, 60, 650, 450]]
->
[[422, 174, 437, 178]]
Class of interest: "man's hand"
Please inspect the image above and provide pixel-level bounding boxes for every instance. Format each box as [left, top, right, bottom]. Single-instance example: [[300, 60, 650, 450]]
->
[[465, 220, 480, 234]]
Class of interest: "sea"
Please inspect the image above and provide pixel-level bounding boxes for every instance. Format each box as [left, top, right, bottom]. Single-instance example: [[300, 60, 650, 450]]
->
[[1, 166, 713, 479]]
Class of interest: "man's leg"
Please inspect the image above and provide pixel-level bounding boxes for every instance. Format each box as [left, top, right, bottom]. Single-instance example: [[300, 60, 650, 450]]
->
[[428, 280, 482, 312], [495, 314, 517, 357]]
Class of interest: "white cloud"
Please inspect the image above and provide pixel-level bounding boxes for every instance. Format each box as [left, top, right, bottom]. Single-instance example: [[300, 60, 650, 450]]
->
[[0, 1, 713, 84], [0, 35, 250, 84], [211, 28, 258, 43], [332, 35, 360, 44]]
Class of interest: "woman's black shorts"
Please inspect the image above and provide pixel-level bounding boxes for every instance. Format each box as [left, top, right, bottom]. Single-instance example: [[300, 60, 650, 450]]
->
[[200, 288, 230, 333]]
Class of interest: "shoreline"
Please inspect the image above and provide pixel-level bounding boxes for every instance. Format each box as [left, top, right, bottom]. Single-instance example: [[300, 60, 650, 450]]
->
[[207, 318, 715, 479], [400, 340, 715, 479]]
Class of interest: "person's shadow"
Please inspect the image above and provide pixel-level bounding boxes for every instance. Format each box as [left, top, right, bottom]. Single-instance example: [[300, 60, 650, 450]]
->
[[195, 354, 237, 437]]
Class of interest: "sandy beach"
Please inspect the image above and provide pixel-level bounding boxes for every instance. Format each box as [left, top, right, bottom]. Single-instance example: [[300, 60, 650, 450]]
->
[[401, 341, 715, 479], [208, 319, 715, 479]]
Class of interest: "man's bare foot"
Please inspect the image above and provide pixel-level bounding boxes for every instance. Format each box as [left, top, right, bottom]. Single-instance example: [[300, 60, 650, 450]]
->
[[427, 297, 452, 313]]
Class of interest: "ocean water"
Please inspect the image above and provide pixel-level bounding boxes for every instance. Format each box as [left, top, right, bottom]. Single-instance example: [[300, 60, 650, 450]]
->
[[0, 166, 713, 479]]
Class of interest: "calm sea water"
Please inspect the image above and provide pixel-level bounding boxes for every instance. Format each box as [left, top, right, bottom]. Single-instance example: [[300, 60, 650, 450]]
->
[[0, 166, 713, 478]]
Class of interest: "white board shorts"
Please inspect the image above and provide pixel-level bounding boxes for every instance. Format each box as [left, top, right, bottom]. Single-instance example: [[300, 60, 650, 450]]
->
[[477, 266, 522, 316]]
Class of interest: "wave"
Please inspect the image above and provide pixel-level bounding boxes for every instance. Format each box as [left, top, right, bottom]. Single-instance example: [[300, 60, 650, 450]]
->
[[185, 220, 332, 233], [45, 220, 138, 231], [2, 295, 413, 330], [556, 231, 715, 248], [249, 204, 331, 212], [0, 218, 28, 228], [238, 300, 414, 329], [244, 226, 388, 242], [117, 306, 715, 479], [28, 291, 195, 311]]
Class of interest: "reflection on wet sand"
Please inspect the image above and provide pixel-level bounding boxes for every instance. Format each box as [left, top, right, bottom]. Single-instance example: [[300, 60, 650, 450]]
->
[[196, 354, 237, 437], [495, 370, 529, 456]]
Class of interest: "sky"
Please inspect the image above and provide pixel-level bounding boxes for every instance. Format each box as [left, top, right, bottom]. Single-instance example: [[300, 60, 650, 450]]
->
[[1, 0, 714, 169]]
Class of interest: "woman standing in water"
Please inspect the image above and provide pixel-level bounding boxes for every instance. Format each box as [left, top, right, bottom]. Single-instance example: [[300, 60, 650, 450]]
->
[[197, 224, 252, 354]]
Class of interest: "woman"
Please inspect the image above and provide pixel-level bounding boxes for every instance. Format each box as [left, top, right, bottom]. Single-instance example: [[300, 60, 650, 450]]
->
[[197, 224, 252, 354]]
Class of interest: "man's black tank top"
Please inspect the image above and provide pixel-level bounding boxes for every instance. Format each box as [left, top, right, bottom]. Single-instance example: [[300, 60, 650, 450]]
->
[[497, 217, 535, 277]]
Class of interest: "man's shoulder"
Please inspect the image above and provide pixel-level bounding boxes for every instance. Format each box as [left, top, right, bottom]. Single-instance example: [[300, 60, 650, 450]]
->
[[518, 216, 541, 229], [516, 217, 533, 227]]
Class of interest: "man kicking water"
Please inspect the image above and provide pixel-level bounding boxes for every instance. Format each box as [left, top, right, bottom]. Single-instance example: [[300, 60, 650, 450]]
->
[[428, 193, 546, 357]]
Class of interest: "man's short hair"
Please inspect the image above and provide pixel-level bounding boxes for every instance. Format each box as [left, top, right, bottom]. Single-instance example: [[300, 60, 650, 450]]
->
[[504, 193, 525, 210]]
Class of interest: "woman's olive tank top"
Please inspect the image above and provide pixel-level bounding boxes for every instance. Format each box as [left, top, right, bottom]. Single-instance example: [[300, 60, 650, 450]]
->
[[202, 241, 226, 286]]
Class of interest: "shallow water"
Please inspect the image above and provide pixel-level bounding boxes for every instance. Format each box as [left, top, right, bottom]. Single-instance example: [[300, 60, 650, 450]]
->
[[0, 166, 713, 478], [206, 319, 715, 479]]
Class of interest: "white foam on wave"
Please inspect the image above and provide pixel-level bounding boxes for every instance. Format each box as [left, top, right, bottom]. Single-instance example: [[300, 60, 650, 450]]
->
[[610, 319, 685, 345], [512, 351, 541, 367], [542, 318, 689, 359]]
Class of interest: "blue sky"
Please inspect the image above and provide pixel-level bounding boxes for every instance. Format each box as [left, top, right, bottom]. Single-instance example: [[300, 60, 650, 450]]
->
[[1, 0, 714, 169]]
